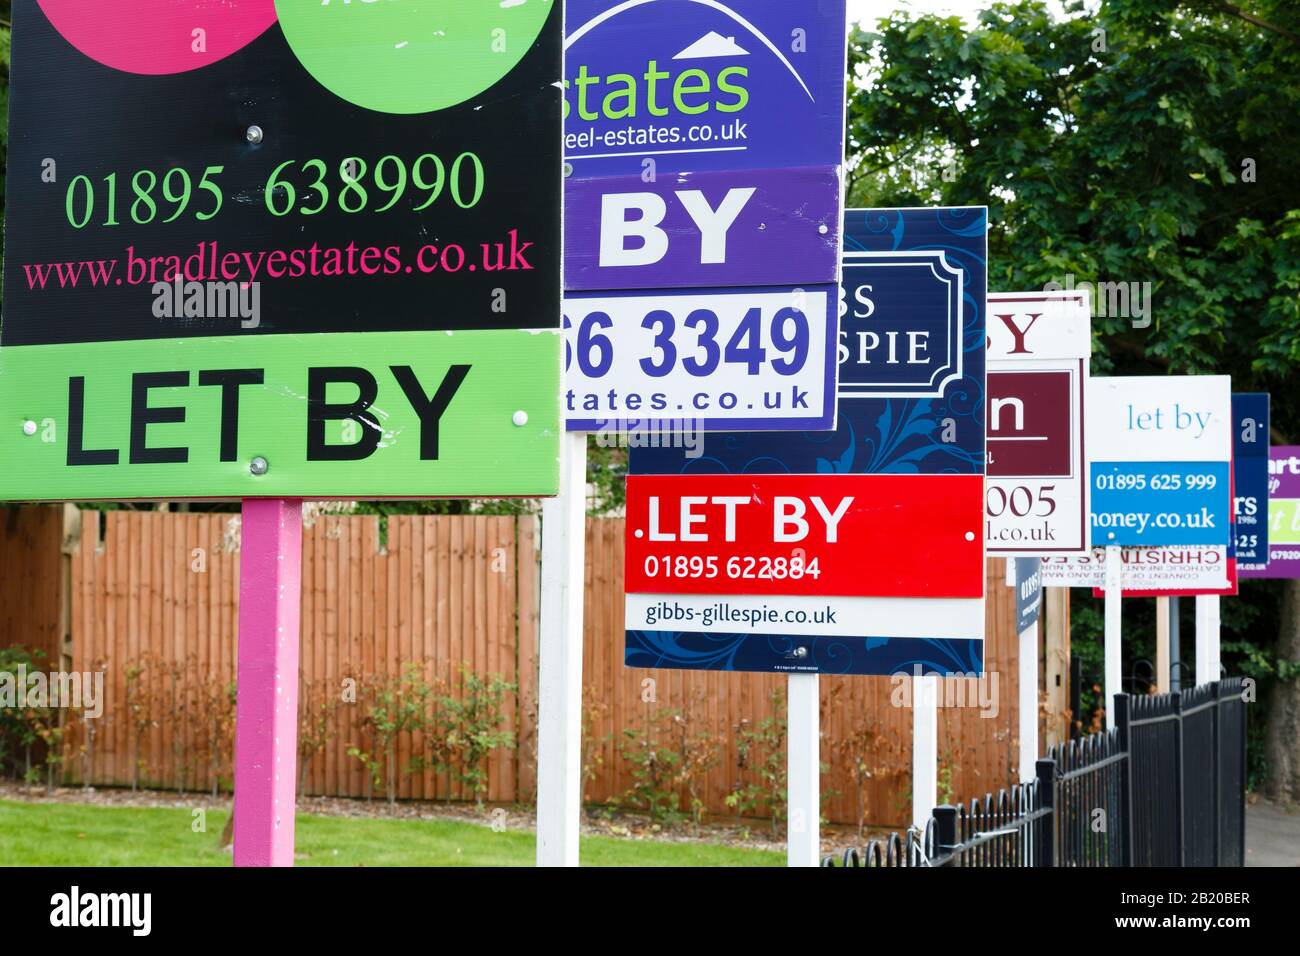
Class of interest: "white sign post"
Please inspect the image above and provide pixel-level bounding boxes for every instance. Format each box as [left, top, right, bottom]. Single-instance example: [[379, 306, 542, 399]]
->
[[787, 673, 821, 867], [1195, 594, 1222, 685], [1009, 556, 1044, 782], [912, 674, 939, 829], [1104, 545, 1123, 730], [1018, 619, 1038, 782], [536, 432, 588, 867]]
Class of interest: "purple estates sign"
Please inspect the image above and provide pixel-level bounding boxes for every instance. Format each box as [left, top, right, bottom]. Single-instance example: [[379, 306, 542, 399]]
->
[[563, 0, 848, 291], [562, 1, 848, 433]]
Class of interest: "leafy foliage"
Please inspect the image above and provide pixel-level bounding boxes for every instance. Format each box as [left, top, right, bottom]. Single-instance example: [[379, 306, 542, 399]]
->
[[442, 665, 517, 807], [848, 0, 1299, 425], [848, 0, 1299, 773], [615, 702, 721, 825], [725, 690, 789, 834], [348, 664, 438, 807]]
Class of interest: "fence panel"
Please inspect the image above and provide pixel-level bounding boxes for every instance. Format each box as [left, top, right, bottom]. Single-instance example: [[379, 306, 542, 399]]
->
[[0, 504, 69, 664], [1180, 683, 1219, 866], [1050, 729, 1126, 867], [1126, 692, 1184, 866], [67, 510, 524, 803], [57, 509, 1024, 825], [1216, 678, 1246, 866], [826, 681, 1246, 869]]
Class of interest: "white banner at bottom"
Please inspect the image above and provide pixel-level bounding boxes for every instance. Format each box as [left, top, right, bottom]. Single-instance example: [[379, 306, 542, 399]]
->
[[625, 593, 985, 640]]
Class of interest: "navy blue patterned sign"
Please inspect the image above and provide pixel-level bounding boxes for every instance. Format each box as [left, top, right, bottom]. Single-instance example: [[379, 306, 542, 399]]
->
[[1233, 393, 1271, 568], [627, 207, 988, 676], [1015, 558, 1044, 632]]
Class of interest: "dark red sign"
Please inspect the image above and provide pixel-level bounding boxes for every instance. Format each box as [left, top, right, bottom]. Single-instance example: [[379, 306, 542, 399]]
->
[[987, 370, 1073, 476], [624, 474, 985, 598]]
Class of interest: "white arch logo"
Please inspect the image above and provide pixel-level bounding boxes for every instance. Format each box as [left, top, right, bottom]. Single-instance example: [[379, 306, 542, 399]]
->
[[566, 0, 815, 101]]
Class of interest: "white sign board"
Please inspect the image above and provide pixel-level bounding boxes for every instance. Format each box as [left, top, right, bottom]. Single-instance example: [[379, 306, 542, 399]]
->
[[1087, 375, 1233, 548], [1040, 546, 1230, 590]]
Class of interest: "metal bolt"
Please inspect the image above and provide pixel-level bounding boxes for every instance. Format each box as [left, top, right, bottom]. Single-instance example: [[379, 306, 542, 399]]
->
[[22, 420, 37, 436], [249, 456, 269, 476], [512, 410, 529, 427], [245, 125, 264, 145], [818, 224, 829, 235], [965, 531, 976, 541], [563, 162, 574, 179], [794, 646, 809, 659]]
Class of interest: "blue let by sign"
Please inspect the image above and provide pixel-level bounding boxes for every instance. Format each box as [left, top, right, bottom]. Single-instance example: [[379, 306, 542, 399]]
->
[[626, 207, 989, 677]]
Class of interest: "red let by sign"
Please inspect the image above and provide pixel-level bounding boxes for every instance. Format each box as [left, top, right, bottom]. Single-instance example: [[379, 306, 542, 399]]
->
[[624, 474, 984, 598]]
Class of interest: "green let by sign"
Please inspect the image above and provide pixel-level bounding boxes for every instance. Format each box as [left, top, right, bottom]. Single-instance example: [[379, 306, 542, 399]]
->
[[1, 1, 563, 501]]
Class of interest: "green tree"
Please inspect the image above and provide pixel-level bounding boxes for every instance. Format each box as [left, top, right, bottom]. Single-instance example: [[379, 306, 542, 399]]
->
[[847, 0, 1299, 798]]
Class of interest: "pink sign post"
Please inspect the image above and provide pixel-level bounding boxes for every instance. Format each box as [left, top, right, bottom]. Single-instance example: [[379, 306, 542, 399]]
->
[[232, 498, 304, 867]]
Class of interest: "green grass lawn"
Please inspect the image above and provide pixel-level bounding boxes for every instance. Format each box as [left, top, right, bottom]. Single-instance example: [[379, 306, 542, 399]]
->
[[0, 799, 783, 867]]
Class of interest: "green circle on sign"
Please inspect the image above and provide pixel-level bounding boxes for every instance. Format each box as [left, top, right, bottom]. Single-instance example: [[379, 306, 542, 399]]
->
[[274, 0, 551, 114]]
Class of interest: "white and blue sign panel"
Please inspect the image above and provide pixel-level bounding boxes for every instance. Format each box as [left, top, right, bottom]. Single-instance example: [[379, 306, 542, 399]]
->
[[563, 0, 848, 432], [626, 207, 988, 676], [563, 285, 837, 430], [1087, 376, 1233, 547], [1233, 392, 1270, 566]]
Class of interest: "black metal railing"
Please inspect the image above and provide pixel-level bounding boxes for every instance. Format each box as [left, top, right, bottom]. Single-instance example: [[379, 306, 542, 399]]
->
[[823, 678, 1246, 868], [1126, 676, 1246, 867], [1049, 726, 1127, 866]]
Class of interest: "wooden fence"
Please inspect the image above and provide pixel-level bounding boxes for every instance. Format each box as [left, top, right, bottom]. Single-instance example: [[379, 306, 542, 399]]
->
[[0, 504, 72, 665], [55, 508, 1024, 827]]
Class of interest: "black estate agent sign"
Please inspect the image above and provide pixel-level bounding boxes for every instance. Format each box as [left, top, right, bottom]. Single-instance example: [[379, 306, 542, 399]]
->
[[1, 1, 563, 500]]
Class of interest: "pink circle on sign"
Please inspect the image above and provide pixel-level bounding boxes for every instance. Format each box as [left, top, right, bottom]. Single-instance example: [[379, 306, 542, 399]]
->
[[37, 0, 278, 75]]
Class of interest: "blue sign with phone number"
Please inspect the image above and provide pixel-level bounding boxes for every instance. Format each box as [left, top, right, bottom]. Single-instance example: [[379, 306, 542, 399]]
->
[[1090, 461, 1232, 547]]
